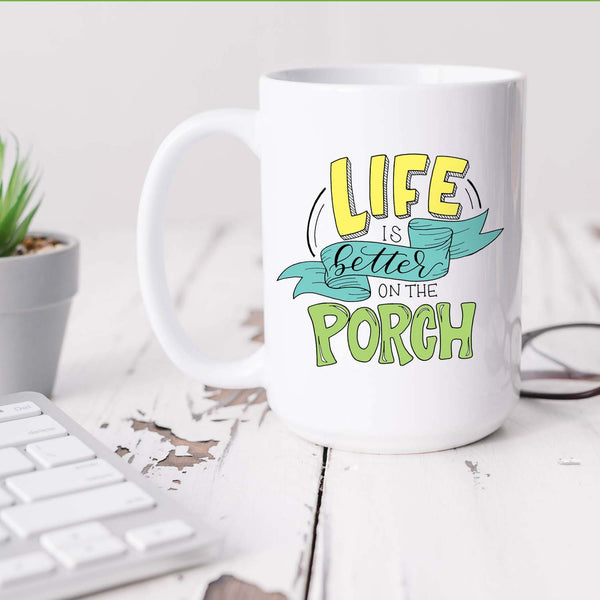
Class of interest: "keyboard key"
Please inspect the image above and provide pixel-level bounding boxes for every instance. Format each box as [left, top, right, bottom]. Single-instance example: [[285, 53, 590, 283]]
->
[[40, 521, 110, 547], [27, 435, 95, 468], [41, 523, 127, 569], [7, 459, 124, 502], [0, 448, 35, 478], [0, 401, 41, 423], [0, 415, 66, 449], [1, 482, 156, 537], [0, 524, 8, 543], [51, 536, 127, 569], [0, 551, 55, 586], [0, 489, 14, 509], [126, 519, 194, 551]]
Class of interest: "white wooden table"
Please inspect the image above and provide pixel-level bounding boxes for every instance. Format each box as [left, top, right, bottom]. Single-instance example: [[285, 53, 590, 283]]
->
[[53, 216, 600, 600]]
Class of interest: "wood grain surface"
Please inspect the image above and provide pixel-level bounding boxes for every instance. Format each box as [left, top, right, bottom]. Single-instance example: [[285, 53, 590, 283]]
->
[[53, 216, 599, 600]]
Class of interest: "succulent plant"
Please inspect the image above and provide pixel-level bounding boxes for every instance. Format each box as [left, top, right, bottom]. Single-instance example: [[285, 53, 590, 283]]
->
[[0, 135, 41, 257]]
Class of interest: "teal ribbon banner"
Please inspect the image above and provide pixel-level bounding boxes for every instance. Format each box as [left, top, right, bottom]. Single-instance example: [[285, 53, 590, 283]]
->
[[278, 211, 502, 302]]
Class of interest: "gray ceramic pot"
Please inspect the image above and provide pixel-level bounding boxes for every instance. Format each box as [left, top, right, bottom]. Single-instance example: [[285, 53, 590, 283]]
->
[[0, 233, 78, 396]]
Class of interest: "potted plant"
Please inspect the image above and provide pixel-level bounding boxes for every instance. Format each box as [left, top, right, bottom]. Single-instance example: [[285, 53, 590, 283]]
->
[[0, 135, 78, 396]]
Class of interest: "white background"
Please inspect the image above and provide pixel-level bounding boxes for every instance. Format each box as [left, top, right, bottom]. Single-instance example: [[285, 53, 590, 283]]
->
[[0, 1, 596, 234]]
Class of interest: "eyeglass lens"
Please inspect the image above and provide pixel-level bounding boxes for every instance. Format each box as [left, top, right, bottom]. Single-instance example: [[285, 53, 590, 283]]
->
[[521, 326, 600, 396]]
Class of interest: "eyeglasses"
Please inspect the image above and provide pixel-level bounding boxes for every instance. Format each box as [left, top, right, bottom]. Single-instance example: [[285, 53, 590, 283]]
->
[[521, 323, 600, 400]]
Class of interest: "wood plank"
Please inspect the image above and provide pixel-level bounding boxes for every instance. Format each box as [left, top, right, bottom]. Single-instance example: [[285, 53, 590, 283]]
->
[[308, 216, 600, 600], [55, 221, 322, 600]]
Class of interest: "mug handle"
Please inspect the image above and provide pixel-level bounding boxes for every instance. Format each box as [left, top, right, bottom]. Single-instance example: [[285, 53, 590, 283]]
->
[[137, 109, 264, 389]]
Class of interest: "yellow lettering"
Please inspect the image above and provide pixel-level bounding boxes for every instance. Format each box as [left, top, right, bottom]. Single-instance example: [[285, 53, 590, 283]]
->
[[428, 156, 468, 219], [369, 155, 389, 219], [393, 154, 430, 218], [331, 157, 370, 239]]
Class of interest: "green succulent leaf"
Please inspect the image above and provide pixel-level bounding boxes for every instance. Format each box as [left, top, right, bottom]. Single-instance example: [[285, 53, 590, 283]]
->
[[0, 141, 4, 184], [0, 136, 43, 257], [0, 202, 40, 257]]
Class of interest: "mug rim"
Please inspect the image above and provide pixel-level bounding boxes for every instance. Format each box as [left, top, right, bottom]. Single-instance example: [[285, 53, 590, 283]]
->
[[262, 63, 524, 88]]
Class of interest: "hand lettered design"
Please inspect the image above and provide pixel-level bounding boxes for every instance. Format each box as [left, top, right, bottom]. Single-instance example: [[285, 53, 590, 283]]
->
[[277, 153, 502, 367]]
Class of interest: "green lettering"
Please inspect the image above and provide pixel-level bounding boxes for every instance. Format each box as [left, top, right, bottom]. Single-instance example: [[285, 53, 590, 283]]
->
[[308, 303, 350, 367], [437, 302, 476, 359], [377, 304, 414, 366], [410, 304, 437, 360], [347, 307, 380, 362]]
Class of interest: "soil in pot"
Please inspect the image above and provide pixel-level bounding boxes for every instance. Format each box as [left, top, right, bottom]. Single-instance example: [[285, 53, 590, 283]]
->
[[14, 235, 68, 256]]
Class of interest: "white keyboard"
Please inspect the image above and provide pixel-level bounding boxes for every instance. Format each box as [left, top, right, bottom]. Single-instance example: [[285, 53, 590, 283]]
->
[[0, 392, 218, 600]]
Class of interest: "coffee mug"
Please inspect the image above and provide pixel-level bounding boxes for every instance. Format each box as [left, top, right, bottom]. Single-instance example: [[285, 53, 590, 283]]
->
[[138, 65, 524, 453]]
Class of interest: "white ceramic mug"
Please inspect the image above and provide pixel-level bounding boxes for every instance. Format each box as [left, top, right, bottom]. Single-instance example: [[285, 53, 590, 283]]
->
[[138, 65, 524, 453]]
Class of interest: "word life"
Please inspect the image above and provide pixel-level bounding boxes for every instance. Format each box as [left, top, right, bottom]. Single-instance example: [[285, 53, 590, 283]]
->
[[331, 154, 468, 239]]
